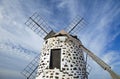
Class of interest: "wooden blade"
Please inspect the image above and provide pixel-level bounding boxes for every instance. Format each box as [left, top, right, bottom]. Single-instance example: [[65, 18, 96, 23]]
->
[[25, 12, 54, 38], [21, 54, 40, 79], [65, 16, 87, 35]]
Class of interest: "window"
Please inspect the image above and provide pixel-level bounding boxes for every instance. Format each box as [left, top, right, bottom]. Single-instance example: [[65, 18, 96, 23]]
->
[[49, 49, 61, 69]]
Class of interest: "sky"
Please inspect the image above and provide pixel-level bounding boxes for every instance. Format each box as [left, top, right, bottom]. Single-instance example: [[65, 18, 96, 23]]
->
[[0, 0, 120, 79]]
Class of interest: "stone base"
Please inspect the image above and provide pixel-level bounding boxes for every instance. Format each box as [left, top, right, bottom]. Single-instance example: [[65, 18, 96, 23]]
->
[[36, 68, 73, 79]]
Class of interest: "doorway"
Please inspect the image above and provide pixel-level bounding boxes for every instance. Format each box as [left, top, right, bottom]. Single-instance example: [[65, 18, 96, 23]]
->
[[49, 49, 61, 69]]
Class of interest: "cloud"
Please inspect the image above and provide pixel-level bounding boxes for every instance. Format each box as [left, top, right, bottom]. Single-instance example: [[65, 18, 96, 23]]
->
[[0, 48, 30, 79], [0, 0, 120, 79], [109, 27, 120, 42], [57, 0, 120, 78], [0, 40, 39, 60], [0, 68, 23, 79], [57, 0, 80, 18], [0, 1, 44, 79], [103, 51, 120, 67]]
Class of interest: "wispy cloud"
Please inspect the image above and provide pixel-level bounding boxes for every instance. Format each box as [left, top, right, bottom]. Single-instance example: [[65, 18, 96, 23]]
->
[[56, 0, 120, 78], [0, 40, 39, 60], [0, 68, 23, 79], [0, 0, 120, 79], [103, 51, 120, 65], [0, 1, 45, 79]]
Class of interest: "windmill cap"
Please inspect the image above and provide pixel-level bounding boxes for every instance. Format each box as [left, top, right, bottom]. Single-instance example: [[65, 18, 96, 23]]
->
[[55, 30, 68, 35], [54, 30, 79, 40]]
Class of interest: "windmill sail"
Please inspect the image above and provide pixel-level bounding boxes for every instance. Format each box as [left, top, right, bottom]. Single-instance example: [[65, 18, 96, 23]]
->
[[21, 54, 40, 79], [25, 12, 55, 39], [65, 16, 87, 35]]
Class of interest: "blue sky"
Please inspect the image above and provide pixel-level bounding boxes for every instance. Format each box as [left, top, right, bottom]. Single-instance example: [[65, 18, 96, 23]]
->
[[0, 0, 120, 79]]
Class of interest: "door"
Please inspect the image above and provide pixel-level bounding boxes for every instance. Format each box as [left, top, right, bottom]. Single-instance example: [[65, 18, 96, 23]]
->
[[49, 49, 61, 69]]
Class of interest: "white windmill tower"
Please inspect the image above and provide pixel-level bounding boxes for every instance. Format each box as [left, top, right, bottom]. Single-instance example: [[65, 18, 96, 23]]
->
[[21, 12, 120, 79]]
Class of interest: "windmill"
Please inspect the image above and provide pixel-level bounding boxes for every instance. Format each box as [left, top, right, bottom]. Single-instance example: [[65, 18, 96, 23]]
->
[[21, 12, 120, 79]]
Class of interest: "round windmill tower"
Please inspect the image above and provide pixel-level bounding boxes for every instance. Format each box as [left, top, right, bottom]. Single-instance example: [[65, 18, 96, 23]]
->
[[21, 12, 120, 79], [36, 30, 87, 79]]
